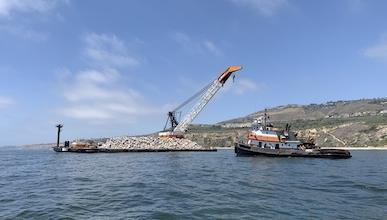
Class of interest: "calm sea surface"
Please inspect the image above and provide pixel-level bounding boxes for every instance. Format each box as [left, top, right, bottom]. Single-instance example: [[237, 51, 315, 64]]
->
[[1, 147, 386, 219]]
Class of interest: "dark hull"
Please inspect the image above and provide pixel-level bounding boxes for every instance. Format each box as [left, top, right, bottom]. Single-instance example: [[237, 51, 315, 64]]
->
[[53, 147, 99, 153], [235, 143, 351, 159], [53, 147, 217, 153]]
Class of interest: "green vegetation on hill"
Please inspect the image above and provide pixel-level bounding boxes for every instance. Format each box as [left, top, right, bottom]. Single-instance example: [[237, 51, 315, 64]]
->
[[186, 98, 387, 148]]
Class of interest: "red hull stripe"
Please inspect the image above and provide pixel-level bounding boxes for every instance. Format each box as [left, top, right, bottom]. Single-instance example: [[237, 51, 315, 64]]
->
[[248, 134, 280, 142]]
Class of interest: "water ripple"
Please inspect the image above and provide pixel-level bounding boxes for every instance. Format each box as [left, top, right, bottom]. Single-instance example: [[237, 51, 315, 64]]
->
[[0, 148, 386, 219]]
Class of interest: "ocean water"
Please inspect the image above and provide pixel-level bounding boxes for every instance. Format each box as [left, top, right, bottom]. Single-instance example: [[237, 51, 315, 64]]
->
[[0, 147, 386, 219]]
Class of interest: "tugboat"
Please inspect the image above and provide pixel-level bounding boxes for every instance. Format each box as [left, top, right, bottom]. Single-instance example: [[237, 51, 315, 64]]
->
[[234, 110, 351, 159]]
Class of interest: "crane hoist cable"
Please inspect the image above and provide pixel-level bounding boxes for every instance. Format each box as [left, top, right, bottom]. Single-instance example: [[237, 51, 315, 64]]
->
[[160, 65, 242, 138], [163, 81, 212, 131], [172, 81, 213, 112]]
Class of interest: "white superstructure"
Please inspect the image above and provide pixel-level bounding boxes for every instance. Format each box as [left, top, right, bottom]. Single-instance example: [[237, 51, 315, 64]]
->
[[246, 114, 301, 150]]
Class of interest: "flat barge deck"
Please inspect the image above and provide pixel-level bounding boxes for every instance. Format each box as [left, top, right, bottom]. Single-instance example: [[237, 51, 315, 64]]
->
[[53, 147, 217, 153]]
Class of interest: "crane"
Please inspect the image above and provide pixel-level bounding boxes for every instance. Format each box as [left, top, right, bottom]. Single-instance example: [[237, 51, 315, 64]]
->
[[159, 65, 242, 138]]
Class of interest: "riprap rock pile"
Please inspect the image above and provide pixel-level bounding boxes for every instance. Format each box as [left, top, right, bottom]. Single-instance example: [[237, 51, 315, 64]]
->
[[101, 136, 213, 151]]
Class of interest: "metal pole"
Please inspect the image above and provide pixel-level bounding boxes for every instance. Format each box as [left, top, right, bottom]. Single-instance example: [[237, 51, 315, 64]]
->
[[56, 124, 63, 148]]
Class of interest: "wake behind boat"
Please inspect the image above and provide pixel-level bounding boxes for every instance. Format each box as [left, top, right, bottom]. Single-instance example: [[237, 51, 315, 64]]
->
[[234, 110, 351, 159]]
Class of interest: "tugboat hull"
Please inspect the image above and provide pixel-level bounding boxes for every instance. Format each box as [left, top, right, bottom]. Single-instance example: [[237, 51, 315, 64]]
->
[[235, 143, 351, 159]]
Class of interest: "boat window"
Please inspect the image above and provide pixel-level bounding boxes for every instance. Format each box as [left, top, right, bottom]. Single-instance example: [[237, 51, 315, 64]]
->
[[275, 144, 279, 149], [259, 142, 262, 147]]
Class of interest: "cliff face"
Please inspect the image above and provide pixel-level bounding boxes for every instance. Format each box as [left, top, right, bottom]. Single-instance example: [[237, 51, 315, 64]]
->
[[186, 98, 387, 148]]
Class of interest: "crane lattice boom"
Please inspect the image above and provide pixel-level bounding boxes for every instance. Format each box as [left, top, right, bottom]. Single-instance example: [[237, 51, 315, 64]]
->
[[174, 79, 223, 133], [159, 65, 242, 138]]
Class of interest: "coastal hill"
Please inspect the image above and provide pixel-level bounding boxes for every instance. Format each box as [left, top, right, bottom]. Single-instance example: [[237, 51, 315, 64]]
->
[[26, 98, 386, 149], [186, 98, 387, 148]]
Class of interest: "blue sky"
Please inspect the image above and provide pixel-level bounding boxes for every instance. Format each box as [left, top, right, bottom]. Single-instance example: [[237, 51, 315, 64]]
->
[[0, 0, 386, 146]]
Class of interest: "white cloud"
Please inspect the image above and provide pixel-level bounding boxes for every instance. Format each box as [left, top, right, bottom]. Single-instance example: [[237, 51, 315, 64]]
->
[[58, 33, 162, 122], [62, 105, 113, 120], [222, 78, 265, 95], [0, 0, 66, 17], [0, 24, 47, 41], [229, 0, 288, 16], [59, 68, 158, 121], [0, 96, 14, 109], [0, 0, 68, 42], [364, 36, 387, 61], [83, 32, 140, 68], [203, 40, 223, 56], [172, 31, 223, 56], [76, 68, 119, 84], [234, 79, 260, 95]]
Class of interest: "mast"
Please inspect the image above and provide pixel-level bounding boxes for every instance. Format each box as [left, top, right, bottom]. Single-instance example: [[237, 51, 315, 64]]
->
[[56, 124, 63, 148]]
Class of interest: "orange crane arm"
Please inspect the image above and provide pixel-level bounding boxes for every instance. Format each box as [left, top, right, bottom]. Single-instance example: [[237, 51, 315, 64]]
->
[[218, 65, 242, 84]]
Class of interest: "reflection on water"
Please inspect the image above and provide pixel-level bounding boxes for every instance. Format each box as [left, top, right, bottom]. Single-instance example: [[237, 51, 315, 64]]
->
[[0, 147, 386, 219]]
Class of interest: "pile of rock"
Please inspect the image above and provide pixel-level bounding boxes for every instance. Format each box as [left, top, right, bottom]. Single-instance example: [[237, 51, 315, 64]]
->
[[101, 136, 213, 151]]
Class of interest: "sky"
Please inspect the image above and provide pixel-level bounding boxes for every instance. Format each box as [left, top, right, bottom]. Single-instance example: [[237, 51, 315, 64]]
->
[[0, 0, 386, 146]]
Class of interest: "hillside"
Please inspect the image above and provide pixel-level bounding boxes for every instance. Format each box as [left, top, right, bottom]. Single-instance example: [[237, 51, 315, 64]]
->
[[185, 98, 387, 148]]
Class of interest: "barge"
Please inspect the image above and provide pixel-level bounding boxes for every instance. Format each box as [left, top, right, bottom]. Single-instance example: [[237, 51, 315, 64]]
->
[[52, 140, 217, 153], [234, 110, 351, 159], [53, 146, 217, 153]]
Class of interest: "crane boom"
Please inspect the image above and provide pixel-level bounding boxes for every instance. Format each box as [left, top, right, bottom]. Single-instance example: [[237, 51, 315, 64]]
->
[[159, 66, 242, 138], [165, 66, 242, 137], [174, 79, 223, 133]]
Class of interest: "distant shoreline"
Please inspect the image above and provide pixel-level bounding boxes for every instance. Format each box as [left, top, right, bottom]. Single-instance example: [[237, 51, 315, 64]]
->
[[17, 144, 387, 150], [216, 146, 387, 150], [22, 143, 55, 148], [320, 147, 387, 150]]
